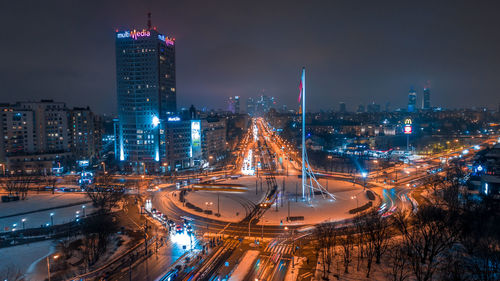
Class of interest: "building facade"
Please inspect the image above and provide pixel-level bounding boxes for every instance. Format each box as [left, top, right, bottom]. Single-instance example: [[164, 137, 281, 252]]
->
[[115, 25, 176, 171], [408, 87, 417, 112], [0, 101, 100, 174], [423, 87, 431, 110]]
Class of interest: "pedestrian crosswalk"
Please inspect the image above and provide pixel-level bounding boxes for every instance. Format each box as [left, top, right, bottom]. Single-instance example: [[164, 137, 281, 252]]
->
[[263, 240, 294, 255]]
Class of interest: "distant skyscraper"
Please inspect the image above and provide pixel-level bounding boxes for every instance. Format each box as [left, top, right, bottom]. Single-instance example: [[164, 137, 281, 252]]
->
[[357, 104, 365, 113], [246, 97, 255, 115], [367, 102, 381, 113], [423, 87, 431, 110], [385, 102, 391, 112], [408, 87, 417, 112], [339, 102, 346, 113], [234, 96, 240, 114], [115, 16, 176, 169], [227, 96, 240, 114]]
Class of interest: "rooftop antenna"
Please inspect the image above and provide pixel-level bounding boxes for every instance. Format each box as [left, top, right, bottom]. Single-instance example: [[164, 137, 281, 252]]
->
[[147, 12, 152, 30]]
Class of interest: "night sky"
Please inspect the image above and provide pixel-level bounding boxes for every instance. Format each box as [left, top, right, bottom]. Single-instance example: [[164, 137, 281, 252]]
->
[[1, 0, 500, 114]]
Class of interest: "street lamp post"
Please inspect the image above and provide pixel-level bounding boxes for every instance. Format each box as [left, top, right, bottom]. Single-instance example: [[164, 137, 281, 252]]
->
[[46, 254, 59, 281], [82, 205, 86, 217], [217, 192, 220, 216], [50, 213, 54, 226], [362, 172, 367, 190], [22, 218, 26, 230], [351, 195, 359, 209]]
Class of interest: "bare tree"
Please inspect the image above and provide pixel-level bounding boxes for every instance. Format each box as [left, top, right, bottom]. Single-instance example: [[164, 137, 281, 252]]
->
[[353, 215, 365, 272], [1, 175, 32, 199], [394, 206, 458, 281], [315, 223, 337, 279], [385, 243, 410, 281], [45, 175, 58, 195], [339, 228, 354, 274], [86, 174, 124, 215], [18, 176, 33, 200], [2, 177, 20, 196]]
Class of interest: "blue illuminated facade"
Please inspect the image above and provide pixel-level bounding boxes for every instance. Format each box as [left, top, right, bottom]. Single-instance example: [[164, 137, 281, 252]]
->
[[115, 27, 176, 171]]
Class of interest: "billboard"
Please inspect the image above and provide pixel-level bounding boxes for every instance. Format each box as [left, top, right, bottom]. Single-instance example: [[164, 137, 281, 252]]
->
[[404, 125, 412, 134], [191, 120, 201, 157], [404, 118, 412, 134]]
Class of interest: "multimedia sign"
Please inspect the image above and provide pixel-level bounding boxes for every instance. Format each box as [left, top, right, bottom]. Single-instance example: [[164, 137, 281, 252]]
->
[[158, 34, 175, 46], [117, 29, 151, 40]]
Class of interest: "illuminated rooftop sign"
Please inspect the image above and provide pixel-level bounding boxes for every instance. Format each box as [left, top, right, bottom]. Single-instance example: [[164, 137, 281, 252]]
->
[[167, 116, 181, 122], [116, 29, 151, 40], [158, 34, 175, 46]]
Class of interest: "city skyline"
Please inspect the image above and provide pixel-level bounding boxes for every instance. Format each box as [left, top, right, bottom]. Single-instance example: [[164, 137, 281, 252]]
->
[[1, 0, 500, 114]]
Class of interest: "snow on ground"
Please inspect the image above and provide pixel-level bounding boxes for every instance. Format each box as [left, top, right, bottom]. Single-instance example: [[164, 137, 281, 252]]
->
[[314, 245, 391, 281], [0, 203, 97, 231], [0, 193, 96, 231], [257, 176, 372, 225], [0, 192, 90, 217], [171, 174, 375, 225], [170, 176, 267, 223], [284, 257, 306, 281], [228, 250, 260, 281], [0, 239, 55, 280]]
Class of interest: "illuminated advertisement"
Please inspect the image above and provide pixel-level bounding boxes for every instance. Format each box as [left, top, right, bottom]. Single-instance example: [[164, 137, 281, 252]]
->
[[158, 34, 175, 46], [77, 160, 89, 167], [191, 120, 201, 157], [116, 29, 151, 40], [404, 125, 412, 134], [403, 118, 412, 134]]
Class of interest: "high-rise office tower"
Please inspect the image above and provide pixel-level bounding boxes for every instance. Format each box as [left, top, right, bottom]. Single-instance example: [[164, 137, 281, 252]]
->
[[246, 97, 255, 116], [234, 96, 240, 114], [408, 87, 417, 112], [227, 96, 240, 114], [367, 102, 381, 113], [115, 15, 176, 170], [423, 87, 431, 110]]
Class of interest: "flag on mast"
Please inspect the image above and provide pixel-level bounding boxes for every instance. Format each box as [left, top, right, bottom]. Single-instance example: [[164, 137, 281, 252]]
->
[[298, 69, 304, 113], [298, 80, 303, 103]]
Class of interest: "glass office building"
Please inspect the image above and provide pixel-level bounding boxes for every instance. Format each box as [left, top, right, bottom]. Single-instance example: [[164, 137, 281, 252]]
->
[[115, 27, 176, 171]]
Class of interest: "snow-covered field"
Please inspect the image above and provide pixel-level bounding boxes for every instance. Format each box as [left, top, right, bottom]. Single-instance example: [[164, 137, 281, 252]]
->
[[0, 239, 55, 280], [0, 193, 90, 217], [169, 176, 267, 223], [0, 203, 96, 231], [169, 175, 376, 225], [0, 193, 94, 231], [259, 176, 372, 225]]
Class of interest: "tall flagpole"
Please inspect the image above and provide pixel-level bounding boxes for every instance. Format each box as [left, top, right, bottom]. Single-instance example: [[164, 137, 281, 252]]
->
[[301, 67, 306, 200]]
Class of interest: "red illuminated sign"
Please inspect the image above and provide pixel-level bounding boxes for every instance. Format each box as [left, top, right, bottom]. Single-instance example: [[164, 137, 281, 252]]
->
[[404, 125, 412, 134]]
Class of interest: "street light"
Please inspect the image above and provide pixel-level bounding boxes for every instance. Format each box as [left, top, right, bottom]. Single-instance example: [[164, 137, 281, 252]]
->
[[50, 213, 54, 226], [22, 218, 26, 230], [47, 254, 59, 281], [350, 195, 359, 209], [82, 205, 86, 217], [361, 172, 367, 189]]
